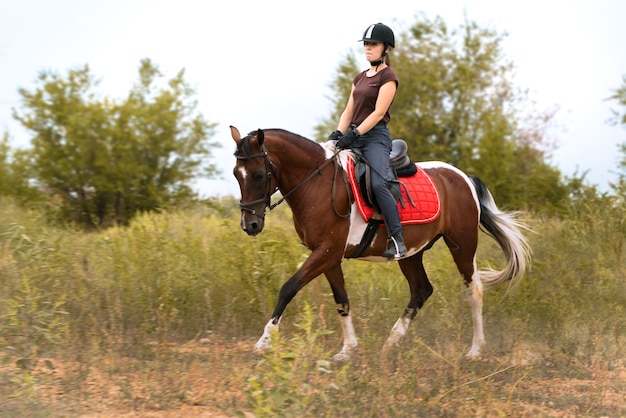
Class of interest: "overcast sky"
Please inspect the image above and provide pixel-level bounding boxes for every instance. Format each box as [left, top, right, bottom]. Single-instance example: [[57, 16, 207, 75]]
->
[[1, 0, 625, 196]]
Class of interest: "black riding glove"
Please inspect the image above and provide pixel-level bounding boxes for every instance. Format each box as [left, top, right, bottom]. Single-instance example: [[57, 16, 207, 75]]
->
[[336, 128, 360, 149], [327, 130, 342, 141]]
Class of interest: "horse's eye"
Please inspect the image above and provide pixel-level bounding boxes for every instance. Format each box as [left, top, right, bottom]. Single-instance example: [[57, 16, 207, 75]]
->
[[253, 172, 265, 181]]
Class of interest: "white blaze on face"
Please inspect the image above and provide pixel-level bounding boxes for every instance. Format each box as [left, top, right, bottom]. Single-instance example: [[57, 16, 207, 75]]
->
[[236, 165, 249, 186], [235, 165, 253, 202]]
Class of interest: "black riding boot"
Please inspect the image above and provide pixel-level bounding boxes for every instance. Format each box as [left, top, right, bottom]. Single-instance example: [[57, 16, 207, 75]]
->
[[383, 233, 407, 260]]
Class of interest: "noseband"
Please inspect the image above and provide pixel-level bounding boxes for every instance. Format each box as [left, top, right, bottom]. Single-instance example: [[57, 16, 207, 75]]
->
[[235, 142, 278, 219]]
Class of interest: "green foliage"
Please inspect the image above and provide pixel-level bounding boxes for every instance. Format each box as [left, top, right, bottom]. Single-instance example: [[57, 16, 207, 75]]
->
[[615, 141, 626, 198], [12, 59, 218, 228], [0, 275, 68, 370], [0, 133, 14, 196], [316, 15, 568, 212], [0, 224, 69, 404], [0, 133, 41, 206], [1, 197, 624, 358], [608, 75, 626, 199], [243, 303, 349, 417], [0, 201, 310, 355], [609, 74, 626, 126], [0, 196, 624, 416]]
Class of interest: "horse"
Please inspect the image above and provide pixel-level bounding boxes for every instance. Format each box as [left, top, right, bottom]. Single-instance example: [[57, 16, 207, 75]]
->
[[230, 125, 531, 361]]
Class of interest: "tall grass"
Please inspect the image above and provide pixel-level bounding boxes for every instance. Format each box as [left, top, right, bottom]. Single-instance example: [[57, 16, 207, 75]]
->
[[1, 195, 624, 416]]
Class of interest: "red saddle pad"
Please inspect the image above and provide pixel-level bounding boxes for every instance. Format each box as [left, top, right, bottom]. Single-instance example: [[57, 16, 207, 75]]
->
[[347, 159, 441, 225]]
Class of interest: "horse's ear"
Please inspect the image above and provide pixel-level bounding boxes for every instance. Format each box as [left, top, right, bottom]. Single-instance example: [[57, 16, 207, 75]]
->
[[230, 126, 241, 143], [257, 129, 264, 146]]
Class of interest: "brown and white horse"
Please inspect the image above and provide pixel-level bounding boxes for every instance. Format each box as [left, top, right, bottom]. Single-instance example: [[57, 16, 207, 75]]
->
[[231, 126, 531, 361]]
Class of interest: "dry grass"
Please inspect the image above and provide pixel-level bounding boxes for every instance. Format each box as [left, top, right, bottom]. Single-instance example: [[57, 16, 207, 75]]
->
[[1, 335, 624, 417], [1, 198, 625, 417]]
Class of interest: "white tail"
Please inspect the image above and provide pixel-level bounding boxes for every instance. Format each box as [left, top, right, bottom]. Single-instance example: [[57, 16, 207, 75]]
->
[[470, 176, 532, 290]]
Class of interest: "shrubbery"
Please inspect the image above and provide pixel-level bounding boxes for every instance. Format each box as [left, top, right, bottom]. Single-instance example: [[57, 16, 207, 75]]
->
[[0, 195, 624, 415]]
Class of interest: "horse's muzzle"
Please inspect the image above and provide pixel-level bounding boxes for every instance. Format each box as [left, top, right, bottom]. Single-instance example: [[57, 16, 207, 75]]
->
[[241, 217, 265, 236]]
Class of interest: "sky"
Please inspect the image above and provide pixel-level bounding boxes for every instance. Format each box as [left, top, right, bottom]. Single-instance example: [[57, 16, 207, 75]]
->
[[1, 0, 625, 197]]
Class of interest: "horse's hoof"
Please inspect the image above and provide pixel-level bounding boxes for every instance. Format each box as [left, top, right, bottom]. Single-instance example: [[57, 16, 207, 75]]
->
[[465, 348, 482, 359], [254, 342, 270, 356], [332, 351, 351, 363], [381, 342, 398, 355]]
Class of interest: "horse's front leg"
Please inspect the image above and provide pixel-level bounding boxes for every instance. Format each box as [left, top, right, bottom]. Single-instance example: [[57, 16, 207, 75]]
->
[[253, 278, 300, 355], [324, 263, 358, 362], [253, 250, 337, 355]]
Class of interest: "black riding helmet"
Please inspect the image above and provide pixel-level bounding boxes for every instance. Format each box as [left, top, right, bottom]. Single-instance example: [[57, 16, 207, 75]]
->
[[359, 22, 395, 48], [359, 23, 395, 67]]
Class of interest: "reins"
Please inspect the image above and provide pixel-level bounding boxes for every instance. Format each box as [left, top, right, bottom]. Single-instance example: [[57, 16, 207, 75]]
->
[[268, 154, 337, 211]]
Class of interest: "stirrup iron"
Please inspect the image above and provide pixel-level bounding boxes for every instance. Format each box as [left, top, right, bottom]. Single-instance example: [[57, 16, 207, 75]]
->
[[384, 236, 406, 260]]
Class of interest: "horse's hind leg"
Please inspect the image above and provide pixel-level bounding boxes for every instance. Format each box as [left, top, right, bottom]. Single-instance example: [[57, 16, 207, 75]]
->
[[324, 264, 358, 362], [383, 252, 433, 351], [465, 276, 484, 357], [443, 234, 485, 357]]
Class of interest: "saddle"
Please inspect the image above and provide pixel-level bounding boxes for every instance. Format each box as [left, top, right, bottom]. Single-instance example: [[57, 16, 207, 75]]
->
[[345, 140, 441, 258], [352, 139, 418, 212]]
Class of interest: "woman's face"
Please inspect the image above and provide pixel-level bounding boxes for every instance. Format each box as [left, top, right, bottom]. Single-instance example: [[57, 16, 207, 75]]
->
[[364, 41, 385, 62]]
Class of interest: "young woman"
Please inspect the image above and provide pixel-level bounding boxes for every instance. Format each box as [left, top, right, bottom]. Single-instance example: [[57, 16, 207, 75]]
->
[[328, 22, 406, 259]]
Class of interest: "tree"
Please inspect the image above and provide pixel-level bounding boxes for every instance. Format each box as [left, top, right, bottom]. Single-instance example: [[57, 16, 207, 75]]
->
[[609, 74, 626, 200], [13, 59, 218, 227], [609, 75, 626, 125], [0, 133, 12, 195], [0, 132, 39, 205], [316, 15, 567, 212]]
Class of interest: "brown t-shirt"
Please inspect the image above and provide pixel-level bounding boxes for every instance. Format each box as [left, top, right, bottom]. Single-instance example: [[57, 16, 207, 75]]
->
[[351, 66, 399, 126]]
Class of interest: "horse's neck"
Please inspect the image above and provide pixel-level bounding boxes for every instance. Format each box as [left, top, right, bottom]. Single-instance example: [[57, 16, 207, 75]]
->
[[267, 136, 327, 196]]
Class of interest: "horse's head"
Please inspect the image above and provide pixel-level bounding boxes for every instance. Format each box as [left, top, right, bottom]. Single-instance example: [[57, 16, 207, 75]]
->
[[231, 126, 277, 236]]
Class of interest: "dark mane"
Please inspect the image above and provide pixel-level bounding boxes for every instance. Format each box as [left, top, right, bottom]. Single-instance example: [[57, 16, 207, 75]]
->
[[234, 128, 322, 158]]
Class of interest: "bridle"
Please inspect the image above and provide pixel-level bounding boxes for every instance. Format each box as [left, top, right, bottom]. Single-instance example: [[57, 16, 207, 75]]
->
[[235, 143, 278, 219], [235, 136, 344, 220]]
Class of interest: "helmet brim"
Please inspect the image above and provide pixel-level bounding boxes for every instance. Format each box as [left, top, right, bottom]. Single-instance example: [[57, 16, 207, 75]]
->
[[358, 40, 394, 48]]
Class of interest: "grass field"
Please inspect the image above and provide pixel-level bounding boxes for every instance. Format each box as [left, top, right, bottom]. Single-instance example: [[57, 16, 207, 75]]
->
[[1, 197, 624, 417]]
